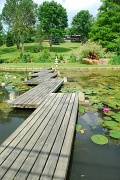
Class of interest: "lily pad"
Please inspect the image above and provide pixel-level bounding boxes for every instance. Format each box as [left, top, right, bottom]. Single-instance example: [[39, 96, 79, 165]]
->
[[105, 121, 118, 127], [103, 116, 112, 120], [91, 134, 108, 145], [76, 124, 82, 131], [109, 130, 120, 139], [112, 114, 120, 122]]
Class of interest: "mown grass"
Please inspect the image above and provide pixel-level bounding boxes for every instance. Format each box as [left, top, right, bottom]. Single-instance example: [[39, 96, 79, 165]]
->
[[0, 42, 81, 62], [0, 42, 120, 69]]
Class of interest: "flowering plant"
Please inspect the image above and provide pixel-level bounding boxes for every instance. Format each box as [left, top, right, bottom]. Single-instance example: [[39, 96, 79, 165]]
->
[[103, 108, 110, 113]]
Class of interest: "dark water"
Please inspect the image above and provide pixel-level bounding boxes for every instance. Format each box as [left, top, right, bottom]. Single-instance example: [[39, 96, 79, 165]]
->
[[0, 108, 33, 145], [67, 112, 120, 180]]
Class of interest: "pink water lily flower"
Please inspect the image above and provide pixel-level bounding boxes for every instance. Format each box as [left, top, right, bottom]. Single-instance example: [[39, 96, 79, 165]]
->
[[103, 108, 110, 113]]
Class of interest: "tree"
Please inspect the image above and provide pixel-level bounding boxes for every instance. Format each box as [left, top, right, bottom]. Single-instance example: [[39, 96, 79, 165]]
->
[[38, 0, 68, 51], [71, 10, 94, 43], [0, 14, 3, 46], [6, 31, 14, 47], [89, 0, 120, 51], [2, 0, 37, 52], [35, 24, 44, 52]]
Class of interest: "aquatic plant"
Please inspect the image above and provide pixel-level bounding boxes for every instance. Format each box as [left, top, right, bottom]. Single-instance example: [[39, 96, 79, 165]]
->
[[103, 108, 110, 113], [91, 134, 108, 145]]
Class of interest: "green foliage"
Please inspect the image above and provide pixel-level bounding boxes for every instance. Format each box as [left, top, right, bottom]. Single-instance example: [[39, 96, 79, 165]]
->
[[35, 49, 51, 63], [73, 40, 111, 62], [109, 55, 120, 65], [71, 10, 94, 43], [91, 134, 108, 145], [2, 0, 37, 51], [90, 0, 120, 52], [76, 124, 82, 131], [38, 0, 68, 51], [105, 121, 118, 128], [6, 31, 14, 47], [109, 130, 120, 139], [70, 54, 77, 63]]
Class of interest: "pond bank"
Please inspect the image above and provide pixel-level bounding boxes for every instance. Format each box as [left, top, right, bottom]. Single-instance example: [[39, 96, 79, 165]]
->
[[0, 66, 120, 72]]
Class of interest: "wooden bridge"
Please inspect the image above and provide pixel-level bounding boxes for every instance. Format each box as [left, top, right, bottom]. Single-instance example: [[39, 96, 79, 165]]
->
[[0, 69, 79, 180]]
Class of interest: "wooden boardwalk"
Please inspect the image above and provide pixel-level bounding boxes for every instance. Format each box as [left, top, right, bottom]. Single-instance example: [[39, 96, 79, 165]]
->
[[29, 69, 54, 77], [0, 93, 78, 180], [7, 78, 63, 108], [24, 72, 58, 85]]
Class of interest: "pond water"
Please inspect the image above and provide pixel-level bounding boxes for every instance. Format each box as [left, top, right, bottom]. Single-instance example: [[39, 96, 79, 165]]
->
[[0, 69, 120, 180], [60, 69, 120, 180]]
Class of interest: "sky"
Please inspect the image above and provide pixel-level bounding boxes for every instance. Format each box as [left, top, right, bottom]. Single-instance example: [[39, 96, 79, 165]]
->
[[0, 0, 102, 25]]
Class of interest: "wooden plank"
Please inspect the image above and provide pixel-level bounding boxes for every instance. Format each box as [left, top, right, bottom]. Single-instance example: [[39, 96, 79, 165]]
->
[[0, 93, 78, 180], [7, 78, 63, 108], [40, 94, 77, 180], [26, 94, 72, 180], [53, 94, 78, 180], [0, 94, 65, 180], [0, 93, 56, 154], [24, 72, 58, 85], [8, 94, 68, 180], [0, 94, 63, 179], [29, 70, 54, 77]]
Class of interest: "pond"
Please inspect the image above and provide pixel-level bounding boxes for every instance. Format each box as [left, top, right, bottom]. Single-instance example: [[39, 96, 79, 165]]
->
[[60, 69, 120, 180], [0, 69, 120, 180]]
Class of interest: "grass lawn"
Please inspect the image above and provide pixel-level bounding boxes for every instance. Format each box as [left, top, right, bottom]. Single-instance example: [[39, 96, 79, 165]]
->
[[0, 42, 120, 70], [0, 42, 81, 62]]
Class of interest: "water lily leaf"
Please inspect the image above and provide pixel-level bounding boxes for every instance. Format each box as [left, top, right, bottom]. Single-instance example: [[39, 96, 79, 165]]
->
[[112, 114, 120, 122], [103, 116, 112, 120], [105, 121, 118, 127], [97, 119, 104, 125], [91, 134, 108, 145], [110, 127, 120, 130], [76, 124, 82, 131], [109, 130, 120, 139]]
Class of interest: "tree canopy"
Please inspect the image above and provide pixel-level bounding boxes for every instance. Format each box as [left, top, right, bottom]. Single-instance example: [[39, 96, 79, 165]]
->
[[71, 10, 94, 43], [2, 0, 37, 51], [89, 0, 120, 51], [38, 0, 68, 51]]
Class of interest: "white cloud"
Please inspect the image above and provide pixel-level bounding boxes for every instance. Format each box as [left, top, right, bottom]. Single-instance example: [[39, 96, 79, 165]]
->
[[34, 0, 101, 24], [0, 0, 102, 24]]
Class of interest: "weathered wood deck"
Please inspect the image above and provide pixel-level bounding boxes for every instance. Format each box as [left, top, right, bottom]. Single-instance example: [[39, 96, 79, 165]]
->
[[7, 78, 63, 108], [0, 93, 78, 180], [24, 72, 58, 85], [29, 69, 54, 77]]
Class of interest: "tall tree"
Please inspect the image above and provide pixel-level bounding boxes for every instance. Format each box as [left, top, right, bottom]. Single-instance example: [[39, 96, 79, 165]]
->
[[38, 0, 68, 51], [71, 10, 94, 43], [89, 0, 120, 51], [0, 14, 3, 46], [2, 0, 37, 52]]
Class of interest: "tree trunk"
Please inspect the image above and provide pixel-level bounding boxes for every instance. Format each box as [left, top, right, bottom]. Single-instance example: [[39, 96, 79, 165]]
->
[[49, 39, 52, 52], [22, 42, 24, 53]]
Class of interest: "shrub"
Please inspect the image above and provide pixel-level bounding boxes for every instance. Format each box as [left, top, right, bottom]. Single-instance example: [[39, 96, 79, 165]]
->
[[35, 49, 51, 63], [73, 40, 111, 62], [109, 55, 120, 65], [70, 54, 77, 62]]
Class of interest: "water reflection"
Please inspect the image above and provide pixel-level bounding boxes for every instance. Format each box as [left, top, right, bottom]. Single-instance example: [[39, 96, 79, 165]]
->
[[67, 112, 120, 180]]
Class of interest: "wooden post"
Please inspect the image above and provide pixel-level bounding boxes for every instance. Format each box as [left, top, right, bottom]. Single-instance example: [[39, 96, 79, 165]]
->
[[9, 92, 15, 101], [78, 91, 85, 102], [64, 77, 67, 84], [57, 71, 61, 76]]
